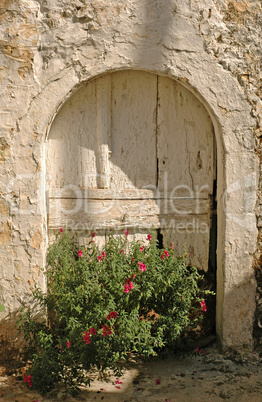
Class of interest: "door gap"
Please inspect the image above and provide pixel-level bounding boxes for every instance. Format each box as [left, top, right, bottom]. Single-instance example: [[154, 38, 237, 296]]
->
[[206, 177, 217, 336], [156, 75, 159, 190], [156, 229, 163, 249]]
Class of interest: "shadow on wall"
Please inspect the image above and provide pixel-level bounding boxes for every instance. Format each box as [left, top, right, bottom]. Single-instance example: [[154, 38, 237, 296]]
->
[[0, 312, 28, 375]]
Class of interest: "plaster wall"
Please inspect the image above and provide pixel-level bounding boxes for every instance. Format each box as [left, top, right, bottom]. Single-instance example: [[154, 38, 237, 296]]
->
[[0, 0, 261, 349]]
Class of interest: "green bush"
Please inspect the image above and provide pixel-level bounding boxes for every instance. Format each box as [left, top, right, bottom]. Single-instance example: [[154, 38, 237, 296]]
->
[[17, 230, 211, 395]]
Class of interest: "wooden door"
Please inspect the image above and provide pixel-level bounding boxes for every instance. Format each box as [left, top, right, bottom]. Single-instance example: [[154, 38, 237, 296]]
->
[[47, 71, 215, 270]]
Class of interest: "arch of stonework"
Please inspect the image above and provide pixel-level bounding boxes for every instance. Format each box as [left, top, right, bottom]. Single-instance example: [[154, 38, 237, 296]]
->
[[33, 65, 256, 350], [8, 0, 258, 350]]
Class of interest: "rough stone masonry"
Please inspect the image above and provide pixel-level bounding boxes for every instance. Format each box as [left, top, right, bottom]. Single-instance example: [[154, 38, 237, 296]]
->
[[0, 0, 261, 350]]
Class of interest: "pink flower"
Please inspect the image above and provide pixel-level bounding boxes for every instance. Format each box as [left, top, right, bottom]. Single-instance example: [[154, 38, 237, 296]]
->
[[138, 261, 146, 271], [115, 385, 121, 389], [66, 341, 71, 348], [78, 250, 83, 258], [24, 374, 32, 387], [124, 230, 129, 237], [155, 378, 161, 384], [133, 274, 136, 278], [200, 300, 207, 312], [59, 228, 63, 233], [171, 244, 174, 250], [97, 255, 102, 261], [139, 246, 145, 252], [147, 234, 153, 242], [124, 284, 130, 293], [120, 249, 125, 254], [129, 282, 134, 290], [116, 378, 123, 384], [161, 250, 170, 259], [101, 252, 107, 258], [106, 311, 118, 320]]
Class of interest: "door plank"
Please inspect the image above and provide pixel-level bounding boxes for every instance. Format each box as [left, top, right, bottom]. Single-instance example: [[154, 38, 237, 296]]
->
[[157, 76, 215, 270], [157, 76, 214, 194], [96, 75, 112, 189], [110, 71, 157, 189]]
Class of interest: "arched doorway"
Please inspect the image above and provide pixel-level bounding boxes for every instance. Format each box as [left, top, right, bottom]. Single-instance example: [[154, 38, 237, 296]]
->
[[46, 70, 216, 273]]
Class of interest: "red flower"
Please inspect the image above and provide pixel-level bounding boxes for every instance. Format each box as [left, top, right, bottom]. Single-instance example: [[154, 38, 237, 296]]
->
[[116, 378, 123, 384], [139, 246, 145, 252], [129, 282, 134, 290], [195, 346, 205, 354], [147, 234, 153, 242], [124, 230, 129, 237], [92, 232, 96, 238], [89, 327, 97, 335], [66, 341, 71, 348], [155, 378, 161, 384], [78, 250, 83, 257], [97, 255, 102, 261], [106, 311, 118, 320], [59, 228, 63, 233], [24, 374, 32, 387], [101, 251, 107, 258], [83, 331, 91, 344], [102, 325, 112, 337], [120, 249, 125, 254]]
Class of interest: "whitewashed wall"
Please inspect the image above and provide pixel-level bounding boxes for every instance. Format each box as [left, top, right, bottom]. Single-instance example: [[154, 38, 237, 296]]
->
[[0, 0, 260, 349]]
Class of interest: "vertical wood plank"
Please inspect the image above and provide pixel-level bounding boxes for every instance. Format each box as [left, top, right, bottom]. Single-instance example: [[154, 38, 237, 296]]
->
[[157, 76, 215, 270], [110, 70, 157, 190], [157, 76, 214, 194], [96, 75, 112, 189], [80, 82, 98, 189]]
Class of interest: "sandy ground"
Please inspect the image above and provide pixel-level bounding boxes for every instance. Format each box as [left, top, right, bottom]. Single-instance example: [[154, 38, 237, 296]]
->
[[0, 344, 262, 401]]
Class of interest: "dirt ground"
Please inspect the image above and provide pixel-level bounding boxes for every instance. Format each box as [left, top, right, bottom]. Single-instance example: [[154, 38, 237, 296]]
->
[[0, 343, 262, 401]]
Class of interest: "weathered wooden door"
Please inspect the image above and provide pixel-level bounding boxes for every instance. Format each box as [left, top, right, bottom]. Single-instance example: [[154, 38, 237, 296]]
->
[[47, 71, 215, 271]]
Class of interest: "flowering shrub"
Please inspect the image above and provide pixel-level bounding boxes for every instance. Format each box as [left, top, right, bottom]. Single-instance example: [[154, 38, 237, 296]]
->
[[17, 231, 211, 396]]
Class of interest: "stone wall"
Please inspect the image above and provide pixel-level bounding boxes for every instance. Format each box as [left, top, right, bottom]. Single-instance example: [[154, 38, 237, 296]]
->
[[0, 0, 261, 349]]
